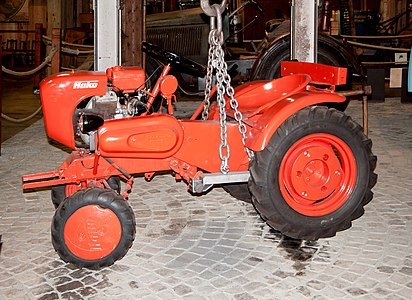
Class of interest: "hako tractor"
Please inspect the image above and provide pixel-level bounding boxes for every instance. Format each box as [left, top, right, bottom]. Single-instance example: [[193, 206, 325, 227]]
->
[[22, 1, 376, 270]]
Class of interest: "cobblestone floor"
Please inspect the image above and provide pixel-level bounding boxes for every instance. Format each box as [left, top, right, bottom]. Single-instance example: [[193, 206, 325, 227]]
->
[[0, 98, 411, 299]]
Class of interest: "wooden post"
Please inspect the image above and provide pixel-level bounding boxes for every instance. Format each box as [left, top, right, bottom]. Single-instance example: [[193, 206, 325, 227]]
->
[[167, 0, 177, 12], [34, 23, 42, 88], [51, 28, 61, 74], [121, 0, 144, 67], [47, 0, 62, 36]]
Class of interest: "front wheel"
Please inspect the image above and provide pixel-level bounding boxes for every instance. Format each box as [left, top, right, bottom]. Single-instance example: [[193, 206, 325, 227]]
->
[[248, 106, 377, 240], [51, 187, 136, 269], [51, 176, 121, 209]]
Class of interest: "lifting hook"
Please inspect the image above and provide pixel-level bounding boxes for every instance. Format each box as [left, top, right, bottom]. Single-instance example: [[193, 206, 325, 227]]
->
[[200, 0, 226, 17]]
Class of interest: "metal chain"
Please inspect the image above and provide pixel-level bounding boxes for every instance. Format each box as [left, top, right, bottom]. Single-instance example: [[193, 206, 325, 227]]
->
[[206, 29, 253, 174], [226, 77, 255, 159], [201, 1, 253, 173], [201, 41, 215, 120], [213, 32, 230, 173]]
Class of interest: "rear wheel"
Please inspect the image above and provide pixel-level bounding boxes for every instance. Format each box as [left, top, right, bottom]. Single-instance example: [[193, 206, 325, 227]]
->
[[51, 187, 136, 269], [222, 184, 252, 203], [248, 106, 377, 240]]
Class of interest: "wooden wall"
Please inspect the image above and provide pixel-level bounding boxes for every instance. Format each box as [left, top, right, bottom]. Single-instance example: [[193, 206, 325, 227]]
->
[[1, 0, 92, 43], [1, 0, 47, 43]]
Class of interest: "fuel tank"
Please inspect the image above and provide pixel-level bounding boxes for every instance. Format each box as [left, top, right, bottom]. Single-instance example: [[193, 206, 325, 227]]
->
[[40, 71, 107, 148], [106, 66, 146, 92], [98, 114, 184, 158]]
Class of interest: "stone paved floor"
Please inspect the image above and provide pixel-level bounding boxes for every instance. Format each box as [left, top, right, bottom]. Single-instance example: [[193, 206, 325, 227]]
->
[[0, 98, 411, 299]]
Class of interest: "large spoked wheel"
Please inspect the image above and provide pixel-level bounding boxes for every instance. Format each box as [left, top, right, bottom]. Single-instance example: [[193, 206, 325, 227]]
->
[[248, 106, 377, 240], [51, 187, 136, 269], [51, 176, 121, 209]]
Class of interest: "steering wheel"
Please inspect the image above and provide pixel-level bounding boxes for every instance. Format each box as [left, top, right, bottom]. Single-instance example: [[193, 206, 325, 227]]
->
[[142, 41, 207, 77]]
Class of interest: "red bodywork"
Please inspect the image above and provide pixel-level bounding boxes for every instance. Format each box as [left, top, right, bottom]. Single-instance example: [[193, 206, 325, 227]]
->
[[23, 61, 347, 193]]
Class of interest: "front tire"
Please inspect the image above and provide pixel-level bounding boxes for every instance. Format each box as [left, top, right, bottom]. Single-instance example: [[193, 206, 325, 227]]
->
[[51, 187, 136, 269], [51, 176, 121, 209], [248, 106, 377, 240]]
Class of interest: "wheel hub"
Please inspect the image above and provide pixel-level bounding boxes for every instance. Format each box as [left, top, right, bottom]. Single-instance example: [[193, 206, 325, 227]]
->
[[290, 145, 342, 202], [280, 134, 356, 216]]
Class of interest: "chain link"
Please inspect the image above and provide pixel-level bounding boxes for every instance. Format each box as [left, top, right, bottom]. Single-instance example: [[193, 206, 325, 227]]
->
[[201, 42, 215, 120], [202, 19, 253, 173]]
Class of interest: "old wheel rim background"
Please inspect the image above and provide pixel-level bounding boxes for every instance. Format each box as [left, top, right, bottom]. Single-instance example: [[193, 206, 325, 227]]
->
[[279, 133, 357, 217]]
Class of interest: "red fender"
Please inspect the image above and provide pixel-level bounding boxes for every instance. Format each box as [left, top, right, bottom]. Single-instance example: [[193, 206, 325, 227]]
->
[[40, 71, 107, 149], [245, 91, 346, 151]]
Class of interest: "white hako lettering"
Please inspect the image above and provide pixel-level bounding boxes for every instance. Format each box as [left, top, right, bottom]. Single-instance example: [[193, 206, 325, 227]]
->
[[73, 80, 99, 89]]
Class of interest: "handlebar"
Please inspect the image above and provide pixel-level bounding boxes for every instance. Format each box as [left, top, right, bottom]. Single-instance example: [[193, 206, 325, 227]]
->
[[142, 41, 207, 77]]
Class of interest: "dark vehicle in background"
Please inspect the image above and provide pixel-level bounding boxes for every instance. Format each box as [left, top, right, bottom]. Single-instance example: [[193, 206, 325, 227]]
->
[[146, 1, 359, 110]]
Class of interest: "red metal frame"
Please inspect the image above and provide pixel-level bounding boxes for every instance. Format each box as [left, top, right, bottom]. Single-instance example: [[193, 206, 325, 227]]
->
[[281, 61, 347, 90], [23, 61, 348, 192]]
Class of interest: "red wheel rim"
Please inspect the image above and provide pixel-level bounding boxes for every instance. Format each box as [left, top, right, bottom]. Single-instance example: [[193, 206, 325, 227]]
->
[[279, 133, 356, 216], [64, 205, 122, 260]]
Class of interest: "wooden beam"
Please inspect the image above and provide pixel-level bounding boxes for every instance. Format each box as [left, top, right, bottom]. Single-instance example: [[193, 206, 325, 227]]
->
[[47, 0, 62, 36], [121, 0, 145, 67], [167, 0, 177, 12], [51, 28, 61, 74], [34, 23, 43, 88]]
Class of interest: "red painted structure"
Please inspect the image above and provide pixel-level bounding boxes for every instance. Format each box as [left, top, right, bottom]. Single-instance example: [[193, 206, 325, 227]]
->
[[22, 61, 347, 192], [19, 57, 377, 269]]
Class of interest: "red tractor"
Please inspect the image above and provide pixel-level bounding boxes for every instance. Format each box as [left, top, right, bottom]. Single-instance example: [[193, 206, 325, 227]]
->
[[22, 6, 376, 269]]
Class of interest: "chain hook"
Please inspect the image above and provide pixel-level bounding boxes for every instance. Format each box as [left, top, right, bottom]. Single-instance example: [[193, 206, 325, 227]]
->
[[200, 0, 226, 17], [201, 0, 226, 37]]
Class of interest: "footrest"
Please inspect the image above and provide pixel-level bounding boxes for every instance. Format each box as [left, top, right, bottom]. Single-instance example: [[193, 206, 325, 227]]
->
[[190, 171, 250, 194]]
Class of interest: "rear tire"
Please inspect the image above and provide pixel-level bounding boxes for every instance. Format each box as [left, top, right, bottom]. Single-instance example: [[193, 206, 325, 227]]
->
[[248, 106, 377, 240], [51, 187, 136, 269], [222, 184, 252, 203]]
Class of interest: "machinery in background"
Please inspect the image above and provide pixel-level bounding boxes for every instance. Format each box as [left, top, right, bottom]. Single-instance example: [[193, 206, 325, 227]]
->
[[146, 2, 359, 111]]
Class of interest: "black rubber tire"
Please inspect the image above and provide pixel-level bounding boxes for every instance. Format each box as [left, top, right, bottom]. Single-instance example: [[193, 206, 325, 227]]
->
[[51, 185, 67, 209], [51, 176, 121, 209], [222, 183, 252, 203], [251, 34, 357, 111], [248, 106, 377, 240], [51, 187, 136, 269]]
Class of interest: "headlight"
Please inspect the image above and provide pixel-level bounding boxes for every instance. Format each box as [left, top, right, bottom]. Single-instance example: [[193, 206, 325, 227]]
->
[[79, 113, 104, 133]]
